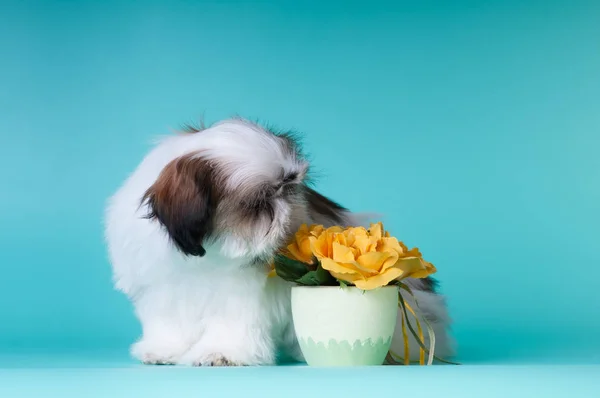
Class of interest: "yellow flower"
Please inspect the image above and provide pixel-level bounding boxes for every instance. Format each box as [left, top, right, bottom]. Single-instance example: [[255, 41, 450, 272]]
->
[[285, 224, 325, 264], [307, 222, 436, 290], [267, 264, 277, 278]]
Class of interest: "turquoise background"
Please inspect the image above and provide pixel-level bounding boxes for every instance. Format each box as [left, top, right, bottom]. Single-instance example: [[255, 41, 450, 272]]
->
[[1, 0, 599, 396]]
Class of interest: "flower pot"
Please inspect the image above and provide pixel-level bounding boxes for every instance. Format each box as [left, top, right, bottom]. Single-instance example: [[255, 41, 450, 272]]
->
[[291, 285, 398, 367]]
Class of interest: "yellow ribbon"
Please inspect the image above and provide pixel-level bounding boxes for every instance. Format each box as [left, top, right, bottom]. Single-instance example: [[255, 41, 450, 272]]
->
[[390, 297, 427, 365], [399, 284, 455, 365], [389, 283, 451, 366], [404, 301, 425, 365], [400, 306, 410, 365]]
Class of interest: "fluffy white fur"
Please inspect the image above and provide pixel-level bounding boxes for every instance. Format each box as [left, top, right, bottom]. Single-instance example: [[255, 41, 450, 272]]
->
[[105, 118, 454, 366]]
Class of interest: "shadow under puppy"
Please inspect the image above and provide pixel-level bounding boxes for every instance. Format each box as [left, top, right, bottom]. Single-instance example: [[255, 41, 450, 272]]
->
[[105, 118, 454, 366]]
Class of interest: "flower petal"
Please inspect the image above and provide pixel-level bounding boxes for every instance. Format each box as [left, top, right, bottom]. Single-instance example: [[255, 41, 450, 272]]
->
[[309, 224, 325, 237], [351, 234, 370, 255], [379, 250, 400, 271], [332, 242, 356, 263], [334, 233, 348, 247], [369, 222, 384, 240], [296, 224, 309, 236], [325, 226, 344, 234], [287, 241, 313, 264], [328, 270, 363, 284], [394, 257, 437, 280], [356, 251, 391, 272], [378, 237, 404, 256], [408, 260, 437, 279], [320, 257, 360, 275], [404, 247, 422, 257], [309, 234, 329, 259], [354, 268, 403, 290], [320, 257, 378, 278]]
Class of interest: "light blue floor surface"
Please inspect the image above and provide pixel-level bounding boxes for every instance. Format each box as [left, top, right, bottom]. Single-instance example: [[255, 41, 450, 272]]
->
[[1, 350, 599, 398]]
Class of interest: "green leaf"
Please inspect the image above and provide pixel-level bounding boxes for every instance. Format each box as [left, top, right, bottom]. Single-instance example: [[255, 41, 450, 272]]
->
[[296, 271, 321, 285], [296, 264, 337, 286], [338, 280, 348, 288], [316, 264, 337, 285], [273, 254, 310, 283]]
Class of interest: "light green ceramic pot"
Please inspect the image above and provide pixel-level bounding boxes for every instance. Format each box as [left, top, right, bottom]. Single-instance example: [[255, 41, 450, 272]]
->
[[291, 285, 398, 367]]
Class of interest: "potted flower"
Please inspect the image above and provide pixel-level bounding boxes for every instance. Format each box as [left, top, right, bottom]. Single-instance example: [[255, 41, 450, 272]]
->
[[271, 222, 438, 367]]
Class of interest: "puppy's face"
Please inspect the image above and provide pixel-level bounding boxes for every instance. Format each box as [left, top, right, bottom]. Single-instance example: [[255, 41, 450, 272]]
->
[[142, 119, 347, 262]]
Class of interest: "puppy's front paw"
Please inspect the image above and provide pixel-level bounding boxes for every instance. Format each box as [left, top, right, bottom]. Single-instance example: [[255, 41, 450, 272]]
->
[[140, 354, 176, 365], [178, 331, 276, 366], [191, 353, 245, 367], [131, 340, 185, 365]]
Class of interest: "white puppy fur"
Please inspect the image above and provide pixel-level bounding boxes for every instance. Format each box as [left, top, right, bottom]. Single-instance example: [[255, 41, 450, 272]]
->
[[105, 118, 454, 366]]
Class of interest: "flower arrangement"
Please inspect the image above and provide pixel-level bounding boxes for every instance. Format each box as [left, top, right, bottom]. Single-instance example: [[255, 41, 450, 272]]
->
[[271, 222, 456, 366], [272, 222, 436, 289]]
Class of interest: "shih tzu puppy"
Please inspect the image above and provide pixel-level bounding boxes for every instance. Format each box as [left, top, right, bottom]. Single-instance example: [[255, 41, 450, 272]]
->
[[104, 118, 454, 366]]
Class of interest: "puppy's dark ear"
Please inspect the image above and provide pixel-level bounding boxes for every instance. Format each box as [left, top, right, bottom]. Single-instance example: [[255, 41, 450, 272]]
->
[[142, 154, 214, 256], [304, 186, 349, 227]]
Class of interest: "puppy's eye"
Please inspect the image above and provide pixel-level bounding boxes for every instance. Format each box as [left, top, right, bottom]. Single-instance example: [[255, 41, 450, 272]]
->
[[282, 172, 298, 185]]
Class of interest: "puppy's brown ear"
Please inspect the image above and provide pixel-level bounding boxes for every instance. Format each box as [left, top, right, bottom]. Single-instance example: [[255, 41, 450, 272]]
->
[[142, 154, 214, 256], [303, 186, 349, 227]]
